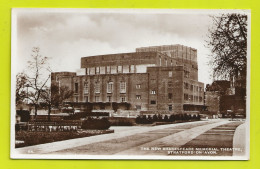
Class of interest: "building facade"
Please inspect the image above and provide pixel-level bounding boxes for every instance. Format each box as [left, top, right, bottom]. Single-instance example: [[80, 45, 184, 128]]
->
[[205, 80, 246, 116], [51, 44, 204, 114]]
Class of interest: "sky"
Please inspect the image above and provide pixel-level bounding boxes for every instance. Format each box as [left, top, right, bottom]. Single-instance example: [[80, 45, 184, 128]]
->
[[14, 9, 216, 85]]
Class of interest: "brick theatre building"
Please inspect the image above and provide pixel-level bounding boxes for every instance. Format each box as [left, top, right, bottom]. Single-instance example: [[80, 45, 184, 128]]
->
[[51, 44, 204, 114]]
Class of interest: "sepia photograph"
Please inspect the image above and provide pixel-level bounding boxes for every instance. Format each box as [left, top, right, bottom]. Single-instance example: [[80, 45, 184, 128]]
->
[[11, 8, 250, 160]]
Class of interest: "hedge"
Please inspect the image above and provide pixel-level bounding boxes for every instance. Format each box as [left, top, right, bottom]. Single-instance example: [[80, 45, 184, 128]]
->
[[81, 117, 111, 130]]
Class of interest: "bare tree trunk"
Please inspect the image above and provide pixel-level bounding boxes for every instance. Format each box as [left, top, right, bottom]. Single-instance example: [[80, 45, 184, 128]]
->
[[48, 105, 51, 122], [34, 104, 38, 121]]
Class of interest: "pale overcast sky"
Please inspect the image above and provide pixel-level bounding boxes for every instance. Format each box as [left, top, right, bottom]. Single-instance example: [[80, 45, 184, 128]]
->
[[14, 9, 217, 85]]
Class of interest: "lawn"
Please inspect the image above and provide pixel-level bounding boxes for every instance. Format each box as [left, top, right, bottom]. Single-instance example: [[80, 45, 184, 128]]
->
[[15, 130, 114, 148]]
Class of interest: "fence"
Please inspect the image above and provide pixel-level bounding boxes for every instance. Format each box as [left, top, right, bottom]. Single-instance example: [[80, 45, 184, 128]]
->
[[26, 121, 82, 132]]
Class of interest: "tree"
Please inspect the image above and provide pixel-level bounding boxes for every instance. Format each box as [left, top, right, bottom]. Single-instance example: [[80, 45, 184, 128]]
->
[[40, 87, 52, 121], [15, 72, 28, 105], [207, 13, 247, 83], [26, 47, 51, 118], [40, 83, 74, 121], [50, 83, 74, 108]]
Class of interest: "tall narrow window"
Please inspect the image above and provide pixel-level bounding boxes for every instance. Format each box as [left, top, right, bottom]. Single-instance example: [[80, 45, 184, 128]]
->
[[190, 85, 193, 91], [95, 96, 100, 102], [83, 82, 88, 94], [95, 81, 100, 93], [118, 66, 123, 73], [169, 105, 172, 111], [130, 65, 135, 73], [107, 96, 112, 102], [120, 82, 126, 93], [107, 82, 113, 93], [100, 66, 105, 74], [84, 96, 88, 102], [106, 66, 111, 74], [96, 67, 100, 74], [74, 83, 78, 93], [168, 93, 173, 99], [169, 71, 173, 77]]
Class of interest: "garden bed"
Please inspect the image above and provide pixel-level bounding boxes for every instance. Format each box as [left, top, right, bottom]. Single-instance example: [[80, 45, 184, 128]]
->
[[15, 129, 114, 148]]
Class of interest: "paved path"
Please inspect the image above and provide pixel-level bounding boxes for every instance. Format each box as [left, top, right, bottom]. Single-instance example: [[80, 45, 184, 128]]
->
[[233, 122, 246, 156], [16, 119, 245, 157]]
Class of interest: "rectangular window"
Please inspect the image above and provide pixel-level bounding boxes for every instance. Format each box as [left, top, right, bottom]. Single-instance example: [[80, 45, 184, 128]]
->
[[136, 105, 141, 110], [118, 65, 123, 73], [169, 105, 172, 111], [84, 96, 88, 102], [136, 95, 141, 99], [151, 90, 156, 94], [111, 66, 117, 74], [150, 100, 156, 104], [95, 82, 100, 93], [75, 96, 78, 102], [130, 65, 135, 73], [89, 67, 95, 75], [95, 96, 100, 102], [120, 82, 126, 93], [136, 84, 141, 89], [86, 68, 89, 75], [83, 82, 88, 94], [184, 82, 189, 89], [100, 66, 105, 74], [190, 85, 193, 91], [74, 83, 78, 93], [168, 93, 173, 99], [107, 82, 113, 93], [184, 94, 189, 100], [123, 65, 130, 73], [96, 67, 100, 74], [169, 71, 173, 77], [120, 96, 126, 102], [107, 96, 111, 102], [106, 66, 111, 74], [199, 96, 203, 102]]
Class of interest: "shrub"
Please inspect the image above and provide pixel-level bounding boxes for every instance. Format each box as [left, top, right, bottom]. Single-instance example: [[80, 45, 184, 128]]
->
[[16, 110, 30, 122], [109, 117, 135, 126], [135, 115, 153, 124], [81, 117, 110, 130]]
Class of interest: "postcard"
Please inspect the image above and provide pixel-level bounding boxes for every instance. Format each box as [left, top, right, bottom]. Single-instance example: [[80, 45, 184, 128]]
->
[[11, 8, 250, 160]]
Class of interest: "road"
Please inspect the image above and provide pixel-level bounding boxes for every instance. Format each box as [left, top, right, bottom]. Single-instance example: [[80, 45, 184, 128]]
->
[[16, 119, 246, 157]]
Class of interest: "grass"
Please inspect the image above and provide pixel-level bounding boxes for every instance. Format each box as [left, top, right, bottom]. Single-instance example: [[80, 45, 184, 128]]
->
[[15, 130, 113, 148]]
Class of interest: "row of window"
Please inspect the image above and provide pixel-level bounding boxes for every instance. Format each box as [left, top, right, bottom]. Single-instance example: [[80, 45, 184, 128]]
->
[[74, 95, 127, 103], [183, 82, 203, 92], [184, 94, 203, 102], [87, 65, 135, 75], [75, 81, 127, 94]]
